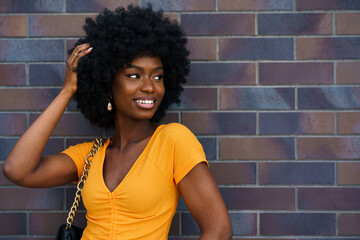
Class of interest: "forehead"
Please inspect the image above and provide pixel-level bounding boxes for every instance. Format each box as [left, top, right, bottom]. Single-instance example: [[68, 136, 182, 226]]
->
[[127, 55, 163, 68]]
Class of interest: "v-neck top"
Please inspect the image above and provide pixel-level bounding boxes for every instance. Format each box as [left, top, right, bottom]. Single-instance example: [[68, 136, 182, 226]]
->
[[62, 123, 208, 240]]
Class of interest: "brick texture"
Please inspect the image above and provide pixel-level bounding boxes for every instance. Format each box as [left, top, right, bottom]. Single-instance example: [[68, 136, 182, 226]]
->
[[259, 62, 333, 85], [337, 62, 360, 84], [338, 112, 360, 134], [182, 14, 254, 36], [338, 162, 360, 185], [1, 1, 360, 239], [220, 38, 293, 60], [297, 37, 360, 59], [260, 213, 336, 235], [29, 15, 97, 37], [259, 112, 334, 134], [258, 13, 333, 35], [0, 64, 26, 85], [219, 0, 293, 11], [336, 13, 360, 34], [0, 15, 26, 37]]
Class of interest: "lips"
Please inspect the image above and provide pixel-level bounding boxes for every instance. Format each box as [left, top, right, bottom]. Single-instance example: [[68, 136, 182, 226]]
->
[[134, 97, 156, 109]]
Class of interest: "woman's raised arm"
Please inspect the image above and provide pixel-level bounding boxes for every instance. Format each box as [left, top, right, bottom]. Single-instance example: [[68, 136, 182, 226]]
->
[[3, 43, 92, 188]]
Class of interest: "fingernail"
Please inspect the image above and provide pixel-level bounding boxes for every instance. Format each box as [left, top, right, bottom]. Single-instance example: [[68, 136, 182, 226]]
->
[[89, 47, 93, 51]]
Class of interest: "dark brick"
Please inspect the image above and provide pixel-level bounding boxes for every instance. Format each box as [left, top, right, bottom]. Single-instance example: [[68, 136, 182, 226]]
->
[[0, 88, 59, 111], [220, 38, 293, 60], [29, 212, 86, 235], [260, 213, 335, 235], [0, 188, 63, 210], [0, 213, 26, 234], [0, 64, 26, 85], [187, 63, 255, 85], [219, 0, 293, 11], [169, 88, 217, 110], [42, 138, 65, 155], [198, 137, 216, 160], [221, 188, 295, 210], [259, 13, 332, 35], [298, 87, 360, 109], [259, 162, 334, 185], [259, 62, 333, 85], [259, 112, 334, 134], [339, 213, 360, 235], [220, 137, 294, 160], [298, 137, 360, 160], [337, 13, 360, 34], [0, 163, 13, 186], [66, 187, 85, 210], [210, 162, 256, 185], [66, 138, 97, 148], [300, 239, 360, 240], [297, 0, 360, 10], [182, 212, 256, 235], [298, 37, 360, 59], [0, 15, 26, 37], [0, 138, 17, 160], [182, 112, 255, 135], [0, 0, 63, 12], [169, 213, 179, 235], [0, 113, 27, 135], [182, 14, 254, 36], [158, 112, 179, 125], [337, 62, 360, 84], [29, 15, 96, 37], [29, 64, 65, 86], [0, 40, 64, 61], [30, 113, 103, 136], [67, 0, 138, 12], [299, 188, 360, 210], [187, 38, 217, 60], [220, 88, 294, 110], [143, 0, 215, 11], [338, 112, 360, 134], [338, 162, 360, 185]]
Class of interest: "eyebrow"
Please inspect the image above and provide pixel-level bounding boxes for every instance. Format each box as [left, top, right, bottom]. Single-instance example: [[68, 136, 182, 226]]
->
[[126, 64, 163, 71]]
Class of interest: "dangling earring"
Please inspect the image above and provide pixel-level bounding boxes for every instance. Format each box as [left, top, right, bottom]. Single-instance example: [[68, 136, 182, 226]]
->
[[107, 94, 113, 111], [107, 100, 112, 111]]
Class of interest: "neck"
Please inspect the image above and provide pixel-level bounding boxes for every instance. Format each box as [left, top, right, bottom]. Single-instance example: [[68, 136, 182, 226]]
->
[[111, 116, 156, 150]]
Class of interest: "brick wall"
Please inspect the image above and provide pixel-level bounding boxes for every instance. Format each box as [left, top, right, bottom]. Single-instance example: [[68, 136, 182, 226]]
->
[[0, 0, 360, 239]]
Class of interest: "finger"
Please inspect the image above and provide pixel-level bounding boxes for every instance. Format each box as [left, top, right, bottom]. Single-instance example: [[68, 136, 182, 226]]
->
[[68, 44, 92, 65], [69, 43, 91, 62], [72, 46, 93, 69]]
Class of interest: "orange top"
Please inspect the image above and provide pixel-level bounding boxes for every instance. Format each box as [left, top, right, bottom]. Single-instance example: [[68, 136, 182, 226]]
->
[[62, 123, 208, 240]]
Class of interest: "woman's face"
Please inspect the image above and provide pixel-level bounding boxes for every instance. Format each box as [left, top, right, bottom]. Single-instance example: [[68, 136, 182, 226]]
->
[[111, 55, 165, 121]]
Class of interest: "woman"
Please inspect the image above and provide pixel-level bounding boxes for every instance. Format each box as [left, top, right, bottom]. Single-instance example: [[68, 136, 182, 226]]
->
[[3, 5, 232, 240]]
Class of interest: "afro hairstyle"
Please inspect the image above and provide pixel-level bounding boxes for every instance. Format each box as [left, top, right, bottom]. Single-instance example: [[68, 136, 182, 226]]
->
[[68, 4, 190, 127]]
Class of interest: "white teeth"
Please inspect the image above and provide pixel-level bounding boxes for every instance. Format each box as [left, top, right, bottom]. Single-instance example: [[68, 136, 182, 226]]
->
[[135, 99, 154, 104]]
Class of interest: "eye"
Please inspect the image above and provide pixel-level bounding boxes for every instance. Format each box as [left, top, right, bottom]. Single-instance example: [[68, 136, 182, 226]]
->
[[126, 74, 140, 79], [154, 75, 163, 80]]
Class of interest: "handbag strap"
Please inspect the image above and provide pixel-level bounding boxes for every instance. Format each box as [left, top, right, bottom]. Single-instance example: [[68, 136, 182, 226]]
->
[[66, 138, 104, 229]]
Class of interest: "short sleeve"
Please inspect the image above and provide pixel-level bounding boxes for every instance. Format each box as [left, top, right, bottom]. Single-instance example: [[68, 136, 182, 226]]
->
[[61, 142, 94, 181], [171, 124, 208, 184]]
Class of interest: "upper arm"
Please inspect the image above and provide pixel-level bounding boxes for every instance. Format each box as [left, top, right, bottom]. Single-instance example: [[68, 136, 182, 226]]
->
[[178, 162, 232, 238], [16, 153, 78, 188]]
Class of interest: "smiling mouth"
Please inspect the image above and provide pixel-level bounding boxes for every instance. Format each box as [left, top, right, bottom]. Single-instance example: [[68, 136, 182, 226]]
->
[[134, 99, 155, 104], [134, 99, 156, 109]]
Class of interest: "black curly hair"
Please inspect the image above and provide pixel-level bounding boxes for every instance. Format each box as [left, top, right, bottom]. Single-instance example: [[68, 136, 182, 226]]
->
[[69, 4, 190, 127]]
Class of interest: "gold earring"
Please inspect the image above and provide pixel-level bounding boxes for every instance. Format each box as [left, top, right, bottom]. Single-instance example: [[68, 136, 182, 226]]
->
[[107, 100, 112, 111], [106, 99, 112, 112]]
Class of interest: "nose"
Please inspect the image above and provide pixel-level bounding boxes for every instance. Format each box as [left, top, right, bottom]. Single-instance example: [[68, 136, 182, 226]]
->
[[140, 76, 154, 93]]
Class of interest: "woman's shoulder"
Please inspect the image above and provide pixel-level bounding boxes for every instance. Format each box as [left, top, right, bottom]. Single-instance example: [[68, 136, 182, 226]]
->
[[62, 139, 104, 156], [158, 123, 194, 136]]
